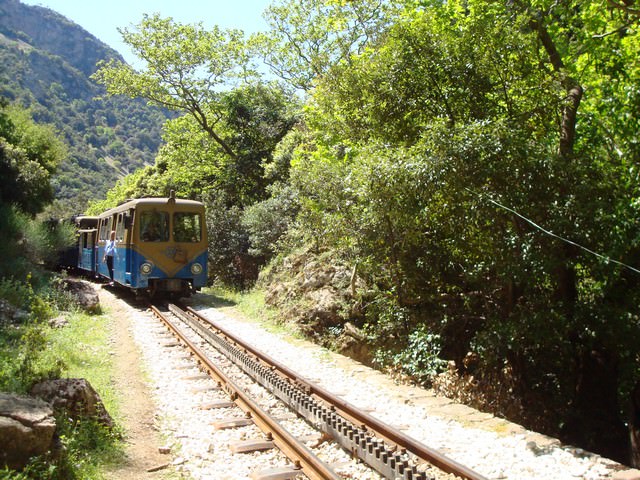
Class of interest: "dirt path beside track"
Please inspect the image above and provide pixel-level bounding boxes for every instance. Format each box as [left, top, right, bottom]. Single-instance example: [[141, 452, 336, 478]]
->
[[99, 288, 173, 479]]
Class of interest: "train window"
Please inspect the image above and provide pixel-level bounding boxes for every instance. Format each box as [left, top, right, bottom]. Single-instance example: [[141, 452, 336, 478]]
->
[[173, 212, 201, 243], [115, 214, 125, 241], [99, 218, 111, 241], [140, 210, 169, 242]]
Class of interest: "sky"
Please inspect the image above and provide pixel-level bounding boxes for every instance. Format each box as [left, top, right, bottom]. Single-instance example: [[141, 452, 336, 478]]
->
[[21, 0, 274, 66]]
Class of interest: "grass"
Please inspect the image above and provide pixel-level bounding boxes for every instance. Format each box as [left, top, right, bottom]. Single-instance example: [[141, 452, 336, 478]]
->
[[202, 286, 304, 340], [0, 309, 127, 480], [39, 312, 119, 417]]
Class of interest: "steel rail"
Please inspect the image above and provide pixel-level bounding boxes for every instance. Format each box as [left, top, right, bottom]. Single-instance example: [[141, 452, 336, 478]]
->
[[186, 305, 488, 480], [149, 305, 342, 480]]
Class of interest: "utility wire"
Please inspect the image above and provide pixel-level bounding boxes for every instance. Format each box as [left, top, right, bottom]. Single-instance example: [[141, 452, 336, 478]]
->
[[465, 187, 640, 275]]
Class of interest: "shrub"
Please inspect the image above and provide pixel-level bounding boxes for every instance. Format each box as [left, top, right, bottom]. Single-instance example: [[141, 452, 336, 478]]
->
[[373, 325, 448, 386], [204, 192, 254, 289], [241, 184, 299, 260]]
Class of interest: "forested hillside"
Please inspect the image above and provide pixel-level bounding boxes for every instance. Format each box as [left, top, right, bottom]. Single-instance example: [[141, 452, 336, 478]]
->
[[0, 0, 170, 215]]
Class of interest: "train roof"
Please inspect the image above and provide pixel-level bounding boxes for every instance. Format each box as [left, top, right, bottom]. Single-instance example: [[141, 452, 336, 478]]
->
[[75, 216, 99, 228], [98, 196, 204, 217]]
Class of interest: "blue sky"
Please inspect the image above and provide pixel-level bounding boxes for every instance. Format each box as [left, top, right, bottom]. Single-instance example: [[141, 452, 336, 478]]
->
[[21, 0, 273, 65]]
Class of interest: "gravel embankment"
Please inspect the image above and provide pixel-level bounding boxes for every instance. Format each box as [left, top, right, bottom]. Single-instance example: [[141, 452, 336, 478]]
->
[[114, 291, 638, 480]]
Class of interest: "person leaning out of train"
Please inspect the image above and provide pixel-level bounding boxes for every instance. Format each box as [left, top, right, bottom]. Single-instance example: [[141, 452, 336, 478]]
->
[[103, 231, 117, 286]]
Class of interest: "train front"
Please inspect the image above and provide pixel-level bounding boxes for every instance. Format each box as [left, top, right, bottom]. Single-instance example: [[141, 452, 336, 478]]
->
[[131, 196, 208, 297]]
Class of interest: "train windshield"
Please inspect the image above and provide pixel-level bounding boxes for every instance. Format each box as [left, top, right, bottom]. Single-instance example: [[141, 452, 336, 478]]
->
[[173, 212, 201, 243], [140, 211, 169, 242]]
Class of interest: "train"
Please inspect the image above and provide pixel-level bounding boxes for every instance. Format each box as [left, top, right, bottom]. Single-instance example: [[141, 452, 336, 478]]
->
[[68, 192, 208, 297]]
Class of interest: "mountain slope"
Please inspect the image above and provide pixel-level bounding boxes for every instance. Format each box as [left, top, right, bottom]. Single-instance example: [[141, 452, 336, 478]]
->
[[0, 0, 170, 215]]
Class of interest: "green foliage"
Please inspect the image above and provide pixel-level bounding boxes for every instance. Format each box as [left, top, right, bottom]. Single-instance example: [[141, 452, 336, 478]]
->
[[242, 184, 300, 259], [0, 321, 62, 394], [221, 83, 301, 205], [93, 13, 251, 160], [373, 325, 448, 386], [0, 277, 35, 313], [0, 205, 75, 281], [25, 219, 77, 269], [0, 275, 73, 393], [204, 192, 253, 289], [14, 326, 60, 390], [0, 103, 65, 215], [254, 0, 399, 91], [133, 82, 301, 207], [263, 0, 640, 448], [0, 3, 169, 215]]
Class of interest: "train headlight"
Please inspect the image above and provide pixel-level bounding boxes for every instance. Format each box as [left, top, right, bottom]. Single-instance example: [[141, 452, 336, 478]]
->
[[190, 263, 203, 275], [140, 262, 153, 275]]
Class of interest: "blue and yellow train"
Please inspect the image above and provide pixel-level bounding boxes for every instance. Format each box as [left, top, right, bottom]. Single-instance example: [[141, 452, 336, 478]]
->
[[72, 192, 208, 297]]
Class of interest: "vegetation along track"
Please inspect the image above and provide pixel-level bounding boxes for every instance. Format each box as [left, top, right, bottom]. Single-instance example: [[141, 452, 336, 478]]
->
[[149, 302, 488, 480]]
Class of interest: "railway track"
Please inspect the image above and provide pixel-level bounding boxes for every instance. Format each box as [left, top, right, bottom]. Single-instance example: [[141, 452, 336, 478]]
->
[[148, 302, 488, 480]]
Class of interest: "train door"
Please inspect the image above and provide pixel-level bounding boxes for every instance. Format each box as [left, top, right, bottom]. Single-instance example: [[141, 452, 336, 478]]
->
[[114, 212, 125, 284], [125, 209, 134, 282], [77, 229, 97, 273], [114, 210, 133, 285], [98, 216, 113, 279]]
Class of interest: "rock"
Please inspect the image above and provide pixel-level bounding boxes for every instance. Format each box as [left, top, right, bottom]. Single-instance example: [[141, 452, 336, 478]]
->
[[307, 287, 338, 313], [0, 300, 30, 326], [343, 322, 366, 342], [265, 284, 286, 306], [0, 392, 57, 469], [48, 315, 69, 329], [58, 279, 100, 313], [334, 331, 371, 363], [30, 378, 113, 427], [302, 262, 334, 291], [612, 469, 640, 480]]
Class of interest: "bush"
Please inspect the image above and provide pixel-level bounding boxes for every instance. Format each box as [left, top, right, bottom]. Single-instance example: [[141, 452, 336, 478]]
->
[[242, 184, 299, 260], [372, 324, 448, 386], [204, 192, 255, 289], [0, 277, 34, 312], [0, 205, 75, 280]]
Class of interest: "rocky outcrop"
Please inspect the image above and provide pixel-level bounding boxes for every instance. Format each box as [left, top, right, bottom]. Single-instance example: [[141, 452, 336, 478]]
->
[[260, 248, 370, 363], [0, 0, 122, 77], [0, 392, 56, 469], [30, 378, 113, 428], [58, 279, 100, 313]]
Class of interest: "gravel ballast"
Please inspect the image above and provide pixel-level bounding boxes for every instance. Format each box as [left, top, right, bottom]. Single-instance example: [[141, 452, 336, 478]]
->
[[107, 290, 639, 480]]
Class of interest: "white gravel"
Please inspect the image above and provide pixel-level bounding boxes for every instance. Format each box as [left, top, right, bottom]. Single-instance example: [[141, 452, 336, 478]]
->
[[121, 296, 636, 480]]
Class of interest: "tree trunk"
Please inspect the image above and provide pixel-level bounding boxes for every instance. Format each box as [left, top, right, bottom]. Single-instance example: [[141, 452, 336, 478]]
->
[[631, 381, 640, 467], [530, 12, 584, 321], [561, 347, 629, 463]]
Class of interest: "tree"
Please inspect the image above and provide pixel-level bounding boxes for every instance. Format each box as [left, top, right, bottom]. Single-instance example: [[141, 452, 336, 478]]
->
[[92, 14, 251, 159], [282, 0, 640, 461], [0, 101, 66, 215], [254, 0, 399, 91], [123, 82, 301, 207]]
